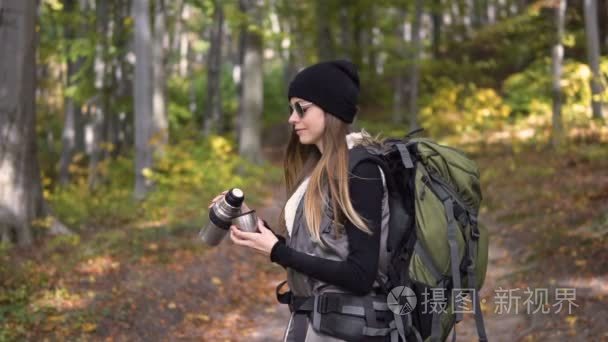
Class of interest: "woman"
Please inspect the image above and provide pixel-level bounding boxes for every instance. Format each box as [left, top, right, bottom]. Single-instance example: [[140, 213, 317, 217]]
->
[[210, 60, 395, 342]]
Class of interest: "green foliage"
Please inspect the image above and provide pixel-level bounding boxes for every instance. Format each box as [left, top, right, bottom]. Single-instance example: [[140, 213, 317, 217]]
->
[[436, 10, 554, 88], [144, 135, 282, 224], [48, 156, 138, 229], [167, 62, 239, 135], [419, 79, 511, 137], [504, 57, 608, 124], [264, 60, 289, 127]]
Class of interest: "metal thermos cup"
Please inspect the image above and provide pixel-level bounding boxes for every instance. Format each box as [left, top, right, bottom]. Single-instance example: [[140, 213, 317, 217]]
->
[[199, 188, 244, 246], [232, 210, 259, 233]]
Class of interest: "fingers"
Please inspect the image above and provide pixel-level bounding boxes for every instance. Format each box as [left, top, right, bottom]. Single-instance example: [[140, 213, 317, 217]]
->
[[231, 226, 260, 240], [208, 190, 229, 208], [230, 226, 253, 247], [257, 219, 269, 232]]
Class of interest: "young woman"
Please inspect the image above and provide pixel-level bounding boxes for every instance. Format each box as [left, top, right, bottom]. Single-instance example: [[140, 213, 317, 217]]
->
[[210, 60, 396, 341]]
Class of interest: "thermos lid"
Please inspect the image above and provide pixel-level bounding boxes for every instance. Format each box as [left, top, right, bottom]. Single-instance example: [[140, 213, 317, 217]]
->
[[225, 188, 245, 207]]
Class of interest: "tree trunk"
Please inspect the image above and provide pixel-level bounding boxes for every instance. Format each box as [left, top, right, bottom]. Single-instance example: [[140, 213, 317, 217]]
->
[[488, 0, 496, 24], [204, 0, 224, 136], [352, 5, 364, 68], [473, 0, 483, 28], [59, 0, 82, 185], [188, 41, 199, 124], [113, 0, 131, 157], [89, 0, 110, 189], [408, 0, 424, 131], [339, 6, 353, 60], [178, 5, 191, 78], [431, 0, 443, 57], [153, 0, 168, 155], [584, 0, 605, 120], [552, 0, 566, 148], [0, 0, 43, 246], [393, 9, 407, 124], [481, 0, 489, 24], [132, 0, 154, 199], [316, 0, 334, 61], [366, 9, 377, 76], [275, 0, 297, 87], [169, 0, 185, 76], [238, 0, 264, 165], [234, 1, 248, 144]]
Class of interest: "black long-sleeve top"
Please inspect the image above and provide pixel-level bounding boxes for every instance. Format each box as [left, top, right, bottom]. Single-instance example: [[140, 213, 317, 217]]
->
[[267, 161, 384, 295]]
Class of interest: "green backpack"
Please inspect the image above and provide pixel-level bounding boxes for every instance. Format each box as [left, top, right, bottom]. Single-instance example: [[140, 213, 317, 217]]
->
[[349, 129, 489, 342]]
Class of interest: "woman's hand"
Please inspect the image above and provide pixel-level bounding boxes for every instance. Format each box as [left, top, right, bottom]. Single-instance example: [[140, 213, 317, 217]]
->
[[230, 218, 279, 257], [208, 190, 251, 212]]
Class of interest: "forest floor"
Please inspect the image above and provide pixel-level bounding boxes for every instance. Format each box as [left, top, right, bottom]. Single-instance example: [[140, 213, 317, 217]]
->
[[2, 139, 607, 341]]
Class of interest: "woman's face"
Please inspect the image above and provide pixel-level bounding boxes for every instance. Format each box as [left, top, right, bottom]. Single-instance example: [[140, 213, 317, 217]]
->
[[288, 97, 326, 151]]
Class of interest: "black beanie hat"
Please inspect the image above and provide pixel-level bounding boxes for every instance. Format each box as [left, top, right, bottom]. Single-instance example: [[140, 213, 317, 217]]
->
[[287, 60, 360, 123]]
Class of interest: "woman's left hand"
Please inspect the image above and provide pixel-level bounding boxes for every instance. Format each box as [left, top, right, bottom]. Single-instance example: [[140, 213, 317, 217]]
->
[[230, 218, 279, 257]]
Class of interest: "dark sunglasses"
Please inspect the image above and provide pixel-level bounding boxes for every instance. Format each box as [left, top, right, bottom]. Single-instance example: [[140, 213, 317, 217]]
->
[[289, 101, 313, 118]]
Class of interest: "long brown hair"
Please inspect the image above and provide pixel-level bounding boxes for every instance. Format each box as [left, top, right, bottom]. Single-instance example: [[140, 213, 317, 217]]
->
[[278, 113, 384, 245]]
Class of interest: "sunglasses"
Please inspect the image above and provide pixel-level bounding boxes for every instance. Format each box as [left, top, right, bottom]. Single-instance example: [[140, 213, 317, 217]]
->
[[289, 101, 313, 118]]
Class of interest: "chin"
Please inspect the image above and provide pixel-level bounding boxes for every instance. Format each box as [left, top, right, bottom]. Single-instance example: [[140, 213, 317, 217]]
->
[[298, 136, 311, 144]]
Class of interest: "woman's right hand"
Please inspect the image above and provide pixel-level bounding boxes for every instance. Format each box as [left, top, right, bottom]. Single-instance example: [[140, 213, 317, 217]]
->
[[207, 190, 251, 212]]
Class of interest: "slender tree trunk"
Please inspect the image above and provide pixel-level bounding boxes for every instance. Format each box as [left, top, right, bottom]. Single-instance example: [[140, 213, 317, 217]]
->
[[316, 0, 334, 61], [102, 2, 118, 162], [488, 0, 496, 24], [178, 5, 191, 78], [89, 0, 109, 189], [59, 0, 82, 185], [238, 0, 264, 165], [408, 0, 424, 131], [188, 41, 198, 123], [552, 0, 567, 148], [352, 5, 364, 68], [460, 0, 472, 37], [153, 0, 168, 154], [393, 9, 407, 124], [169, 0, 185, 76], [584, 0, 604, 120], [87, 105, 103, 189], [234, 6, 247, 144], [366, 9, 377, 76], [0, 0, 43, 245], [113, 0, 130, 156], [431, 0, 443, 57], [339, 6, 353, 60], [481, 0, 489, 24], [473, 0, 483, 28], [132, 0, 154, 199], [275, 1, 297, 87], [204, 0, 224, 136]]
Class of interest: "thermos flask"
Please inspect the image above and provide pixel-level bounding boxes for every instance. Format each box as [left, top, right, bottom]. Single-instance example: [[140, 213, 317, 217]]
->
[[199, 188, 244, 246]]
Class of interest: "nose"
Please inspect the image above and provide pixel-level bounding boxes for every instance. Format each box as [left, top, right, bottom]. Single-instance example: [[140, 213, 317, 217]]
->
[[288, 111, 299, 125]]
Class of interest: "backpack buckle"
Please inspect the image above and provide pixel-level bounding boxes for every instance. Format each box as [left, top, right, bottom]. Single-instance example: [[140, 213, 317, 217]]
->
[[471, 225, 480, 240], [316, 294, 341, 314]]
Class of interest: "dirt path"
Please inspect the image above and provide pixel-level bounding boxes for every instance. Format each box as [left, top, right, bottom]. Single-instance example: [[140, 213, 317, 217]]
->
[[83, 182, 290, 341]]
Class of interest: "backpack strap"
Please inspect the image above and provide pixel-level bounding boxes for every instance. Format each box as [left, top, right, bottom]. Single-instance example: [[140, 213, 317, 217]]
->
[[419, 167, 464, 324], [467, 217, 488, 342]]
